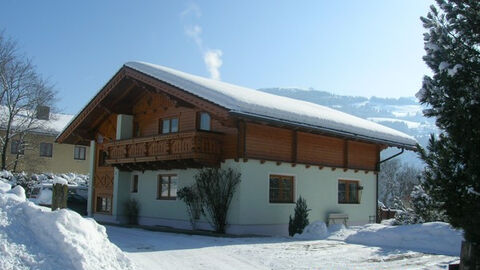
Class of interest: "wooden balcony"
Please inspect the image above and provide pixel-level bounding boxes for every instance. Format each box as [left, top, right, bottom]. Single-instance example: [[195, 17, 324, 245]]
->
[[103, 131, 223, 171]]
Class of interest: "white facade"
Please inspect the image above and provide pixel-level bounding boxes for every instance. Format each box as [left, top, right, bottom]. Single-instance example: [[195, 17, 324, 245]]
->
[[95, 159, 376, 236]]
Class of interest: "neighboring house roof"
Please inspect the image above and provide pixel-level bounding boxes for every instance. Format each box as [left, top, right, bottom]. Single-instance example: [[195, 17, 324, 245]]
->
[[0, 106, 73, 136], [124, 61, 417, 149]]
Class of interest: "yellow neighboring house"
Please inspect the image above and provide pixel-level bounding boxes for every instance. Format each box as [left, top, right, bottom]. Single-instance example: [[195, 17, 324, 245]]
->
[[1, 109, 89, 174]]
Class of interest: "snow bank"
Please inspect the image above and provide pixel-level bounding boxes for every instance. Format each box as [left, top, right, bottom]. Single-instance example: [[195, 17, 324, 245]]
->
[[294, 221, 328, 240], [345, 222, 463, 256], [0, 181, 11, 193], [0, 184, 133, 270], [36, 188, 52, 205], [293, 221, 348, 240]]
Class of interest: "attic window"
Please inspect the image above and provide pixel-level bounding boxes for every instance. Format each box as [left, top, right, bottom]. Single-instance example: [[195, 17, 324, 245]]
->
[[199, 112, 211, 131], [36, 106, 50, 120], [161, 118, 179, 134]]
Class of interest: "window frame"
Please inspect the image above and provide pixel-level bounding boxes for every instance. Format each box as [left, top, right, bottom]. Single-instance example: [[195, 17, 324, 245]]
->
[[74, 145, 86, 160], [157, 174, 178, 200], [10, 140, 25, 155], [98, 150, 107, 167], [131, 175, 139, 193], [198, 112, 211, 131], [160, 117, 179, 134], [338, 179, 360, 204], [96, 195, 112, 213], [39, 142, 53, 157], [269, 174, 295, 204]]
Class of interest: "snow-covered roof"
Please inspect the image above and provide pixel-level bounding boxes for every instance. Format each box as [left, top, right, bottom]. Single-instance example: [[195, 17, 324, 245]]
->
[[0, 106, 73, 136], [125, 61, 417, 148]]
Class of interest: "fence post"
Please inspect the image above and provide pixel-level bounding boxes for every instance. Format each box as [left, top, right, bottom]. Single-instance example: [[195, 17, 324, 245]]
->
[[51, 180, 68, 210]]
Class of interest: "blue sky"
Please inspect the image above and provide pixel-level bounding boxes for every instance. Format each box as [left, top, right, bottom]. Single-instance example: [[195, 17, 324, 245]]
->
[[1, 1, 431, 114]]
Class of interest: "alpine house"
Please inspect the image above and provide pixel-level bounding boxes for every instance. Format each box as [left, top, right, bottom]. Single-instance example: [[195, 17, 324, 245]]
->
[[56, 61, 416, 235]]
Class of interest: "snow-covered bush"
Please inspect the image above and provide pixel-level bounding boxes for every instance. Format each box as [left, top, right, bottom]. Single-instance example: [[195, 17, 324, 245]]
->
[[0, 170, 89, 197], [393, 184, 446, 225], [12, 172, 38, 197]]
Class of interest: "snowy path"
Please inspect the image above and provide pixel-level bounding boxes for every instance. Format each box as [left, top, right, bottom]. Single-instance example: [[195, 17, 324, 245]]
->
[[106, 226, 458, 270]]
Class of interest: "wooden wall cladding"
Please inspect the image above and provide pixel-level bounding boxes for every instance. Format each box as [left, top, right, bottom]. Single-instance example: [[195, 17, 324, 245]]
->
[[245, 123, 293, 161], [296, 132, 344, 166], [129, 91, 238, 160], [132, 92, 198, 136], [212, 118, 237, 159], [97, 114, 117, 141], [347, 141, 377, 170]]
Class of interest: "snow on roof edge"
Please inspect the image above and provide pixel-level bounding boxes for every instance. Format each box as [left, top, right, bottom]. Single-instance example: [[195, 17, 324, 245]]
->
[[125, 61, 417, 148]]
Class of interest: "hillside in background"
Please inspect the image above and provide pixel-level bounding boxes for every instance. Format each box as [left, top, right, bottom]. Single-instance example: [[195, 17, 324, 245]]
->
[[258, 88, 438, 167]]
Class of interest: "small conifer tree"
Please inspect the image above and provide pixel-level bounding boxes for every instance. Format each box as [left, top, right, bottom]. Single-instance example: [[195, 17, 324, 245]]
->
[[288, 196, 310, 236]]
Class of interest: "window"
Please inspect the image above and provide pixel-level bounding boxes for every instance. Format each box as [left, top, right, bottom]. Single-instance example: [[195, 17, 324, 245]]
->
[[133, 121, 140, 137], [98, 150, 107, 167], [96, 195, 112, 213], [132, 175, 139, 193], [161, 117, 179, 134], [269, 175, 294, 203], [157, 175, 178, 200], [74, 146, 86, 160], [11, 140, 24, 155], [199, 112, 211, 131], [338, 180, 360, 204], [39, 142, 53, 157]]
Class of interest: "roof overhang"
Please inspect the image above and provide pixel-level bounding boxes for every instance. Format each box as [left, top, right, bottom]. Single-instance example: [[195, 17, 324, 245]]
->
[[230, 111, 417, 151], [56, 65, 230, 145]]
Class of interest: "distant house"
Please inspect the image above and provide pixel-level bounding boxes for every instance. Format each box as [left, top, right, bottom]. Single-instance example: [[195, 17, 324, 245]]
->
[[56, 62, 416, 235], [0, 107, 90, 174]]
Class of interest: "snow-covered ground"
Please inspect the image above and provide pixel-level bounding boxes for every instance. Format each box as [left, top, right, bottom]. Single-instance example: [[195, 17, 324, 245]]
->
[[106, 223, 460, 270], [0, 170, 462, 270]]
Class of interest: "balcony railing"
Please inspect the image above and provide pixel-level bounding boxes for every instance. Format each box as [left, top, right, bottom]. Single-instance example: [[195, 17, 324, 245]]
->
[[103, 131, 223, 168]]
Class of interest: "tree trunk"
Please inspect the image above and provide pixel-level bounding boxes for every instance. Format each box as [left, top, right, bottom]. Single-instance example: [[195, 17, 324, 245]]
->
[[1, 114, 13, 170], [51, 183, 68, 210], [460, 241, 480, 270]]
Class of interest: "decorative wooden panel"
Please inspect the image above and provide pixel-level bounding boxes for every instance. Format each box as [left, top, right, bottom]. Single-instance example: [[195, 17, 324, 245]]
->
[[245, 123, 293, 161], [93, 142, 114, 214], [104, 131, 223, 166], [296, 132, 344, 167]]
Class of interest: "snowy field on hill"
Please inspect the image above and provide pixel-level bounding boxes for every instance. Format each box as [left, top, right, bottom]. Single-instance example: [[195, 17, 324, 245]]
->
[[0, 180, 133, 270], [107, 221, 461, 270]]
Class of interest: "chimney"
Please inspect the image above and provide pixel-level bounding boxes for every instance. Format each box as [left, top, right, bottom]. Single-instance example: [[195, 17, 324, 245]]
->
[[36, 106, 50, 120]]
